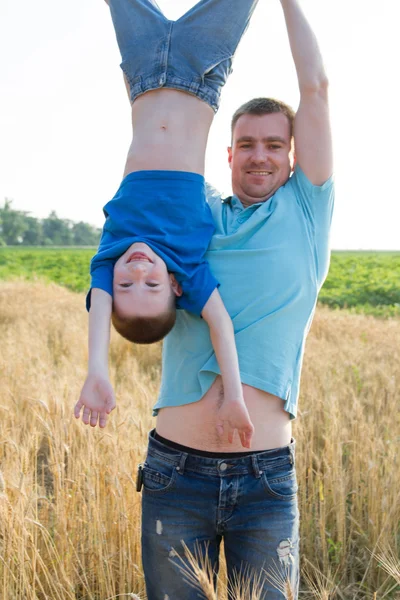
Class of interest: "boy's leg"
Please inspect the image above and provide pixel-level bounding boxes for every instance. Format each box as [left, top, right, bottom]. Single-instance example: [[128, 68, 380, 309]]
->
[[175, 0, 259, 58], [108, 0, 171, 102], [171, 0, 260, 110], [109, 0, 168, 47]]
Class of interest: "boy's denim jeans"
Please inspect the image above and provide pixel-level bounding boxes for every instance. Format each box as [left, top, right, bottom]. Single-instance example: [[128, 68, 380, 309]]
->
[[109, 0, 260, 111], [141, 430, 300, 600]]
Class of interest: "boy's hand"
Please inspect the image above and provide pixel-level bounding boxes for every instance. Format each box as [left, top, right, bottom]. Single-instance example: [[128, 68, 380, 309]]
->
[[74, 374, 116, 428], [216, 399, 254, 449]]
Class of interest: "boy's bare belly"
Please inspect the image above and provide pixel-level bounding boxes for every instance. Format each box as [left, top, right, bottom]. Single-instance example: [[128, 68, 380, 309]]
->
[[156, 377, 292, 452], [124, 89, 214, 177]]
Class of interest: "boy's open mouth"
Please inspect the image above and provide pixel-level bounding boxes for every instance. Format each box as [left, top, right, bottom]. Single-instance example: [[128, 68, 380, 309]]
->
[[127, 252, 153, 263]]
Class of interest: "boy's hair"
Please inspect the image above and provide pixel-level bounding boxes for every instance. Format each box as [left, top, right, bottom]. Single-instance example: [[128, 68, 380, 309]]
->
[[231, 97, 296, 141], [111, 294, 177, 344]]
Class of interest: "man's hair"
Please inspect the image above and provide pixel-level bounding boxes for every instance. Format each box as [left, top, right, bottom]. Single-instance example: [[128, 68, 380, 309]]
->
[[231, 97, 296, 142], [111, 295, 177, 344]]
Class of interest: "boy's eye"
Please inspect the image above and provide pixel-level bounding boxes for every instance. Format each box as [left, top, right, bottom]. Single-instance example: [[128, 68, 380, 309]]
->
[[120, 282, 132, 288], [146, 282, 159, 288]]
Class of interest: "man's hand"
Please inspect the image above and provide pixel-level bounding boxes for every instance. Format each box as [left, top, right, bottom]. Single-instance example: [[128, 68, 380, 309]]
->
[[216, 399, 255, 449], [74, 374, 116, 428]]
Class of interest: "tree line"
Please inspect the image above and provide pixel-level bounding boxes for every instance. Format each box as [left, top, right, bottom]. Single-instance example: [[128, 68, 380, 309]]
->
[[0, 199, 101, 246]]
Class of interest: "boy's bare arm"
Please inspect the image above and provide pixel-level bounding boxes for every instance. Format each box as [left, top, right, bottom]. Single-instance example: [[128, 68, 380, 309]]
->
[[202, 290, 243, 401], [74, 288, 116, 428], [202, 289, 254, 448], [87, 288, 112, 374]]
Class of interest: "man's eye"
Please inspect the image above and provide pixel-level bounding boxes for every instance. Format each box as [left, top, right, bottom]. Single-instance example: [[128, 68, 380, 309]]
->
[[146, 282, 159, 288], [240, 144, 251, 149], [269, 145, 281, 150]]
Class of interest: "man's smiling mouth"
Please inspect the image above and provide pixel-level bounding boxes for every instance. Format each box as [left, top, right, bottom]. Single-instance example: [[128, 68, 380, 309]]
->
[[247, 171, 272, 175]]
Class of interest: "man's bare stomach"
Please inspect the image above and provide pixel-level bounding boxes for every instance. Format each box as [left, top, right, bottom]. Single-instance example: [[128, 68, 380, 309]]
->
[[156, 376, 292, 452]]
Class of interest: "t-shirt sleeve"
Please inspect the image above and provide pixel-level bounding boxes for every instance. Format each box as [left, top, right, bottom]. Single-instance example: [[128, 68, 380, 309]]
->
[[205, 182, 223, 207], [176, 262, 219, 316], [289, 165, 335, 286], [86, 261, 114, 311]]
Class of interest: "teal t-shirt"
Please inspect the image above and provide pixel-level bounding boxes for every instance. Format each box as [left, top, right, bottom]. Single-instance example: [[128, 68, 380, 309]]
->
[[154, 166, 334, 419]]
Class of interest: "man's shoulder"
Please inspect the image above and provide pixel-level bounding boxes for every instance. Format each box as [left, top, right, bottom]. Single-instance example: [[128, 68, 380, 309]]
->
[[272, 166, 334, 224], [285, 165, 334, 197]]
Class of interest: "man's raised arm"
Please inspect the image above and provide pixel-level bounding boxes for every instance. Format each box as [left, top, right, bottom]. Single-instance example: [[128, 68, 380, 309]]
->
[[280, 0, 333, 185]]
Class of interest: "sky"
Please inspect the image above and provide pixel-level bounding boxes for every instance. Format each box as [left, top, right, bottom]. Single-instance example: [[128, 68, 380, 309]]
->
[[1, 0, 399, 250]]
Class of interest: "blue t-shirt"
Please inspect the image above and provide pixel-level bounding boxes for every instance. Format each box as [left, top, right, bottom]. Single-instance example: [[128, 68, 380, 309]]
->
[[87, 170, 219, 315], [155, 166, 335, 419]]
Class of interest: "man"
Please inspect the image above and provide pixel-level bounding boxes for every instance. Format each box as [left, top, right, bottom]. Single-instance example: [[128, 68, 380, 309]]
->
[[141, 0, 333, 598]]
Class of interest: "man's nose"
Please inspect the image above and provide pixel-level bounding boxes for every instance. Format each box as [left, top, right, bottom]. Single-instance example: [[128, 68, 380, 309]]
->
[[251, 145, 268, 163]]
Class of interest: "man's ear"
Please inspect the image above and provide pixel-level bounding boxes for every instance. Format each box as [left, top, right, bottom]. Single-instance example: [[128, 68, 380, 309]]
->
[[170, 274, 183, 297], [227, 146, 233, 169], [290, 138, 296, 172]]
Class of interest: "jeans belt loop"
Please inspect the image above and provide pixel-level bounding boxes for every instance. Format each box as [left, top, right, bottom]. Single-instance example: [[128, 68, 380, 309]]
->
[[251, 455, 262, 479], [176, 452, 188, 475], [289, 445, 295, 466]]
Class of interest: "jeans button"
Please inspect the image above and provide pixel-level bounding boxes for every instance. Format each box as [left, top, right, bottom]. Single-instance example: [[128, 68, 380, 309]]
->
[[219, 462, 228, 472]]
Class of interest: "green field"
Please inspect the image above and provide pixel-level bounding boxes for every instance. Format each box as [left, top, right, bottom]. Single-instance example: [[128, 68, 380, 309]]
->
[[1, 247, 400, 317], [0, 247, 93, 294], [319, 251, 400, 317]]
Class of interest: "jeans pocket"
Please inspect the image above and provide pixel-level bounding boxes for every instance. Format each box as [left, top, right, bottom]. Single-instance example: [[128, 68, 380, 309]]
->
[[143, 455, 177, 494], [202, 56, 233, 90], [261, 460, 298, 501]]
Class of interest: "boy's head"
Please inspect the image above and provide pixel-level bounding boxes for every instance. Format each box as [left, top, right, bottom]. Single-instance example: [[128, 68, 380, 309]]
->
[[112, 242, 182, 344]]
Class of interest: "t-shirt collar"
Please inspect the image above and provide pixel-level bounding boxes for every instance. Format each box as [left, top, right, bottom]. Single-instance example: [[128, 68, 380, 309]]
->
[[223, 194, 263, 211]]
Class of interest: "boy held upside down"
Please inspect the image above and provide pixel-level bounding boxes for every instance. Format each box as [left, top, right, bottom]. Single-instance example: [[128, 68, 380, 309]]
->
[[74, 0, 259, 448]]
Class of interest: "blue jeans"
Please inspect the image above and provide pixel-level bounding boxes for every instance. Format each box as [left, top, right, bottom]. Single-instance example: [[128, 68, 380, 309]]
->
[[108, 0, 260, 111], [141, 430, 300, 599]]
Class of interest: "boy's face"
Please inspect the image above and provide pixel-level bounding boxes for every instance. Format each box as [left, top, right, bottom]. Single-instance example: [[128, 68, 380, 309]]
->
[[113, 242, 182, 318]]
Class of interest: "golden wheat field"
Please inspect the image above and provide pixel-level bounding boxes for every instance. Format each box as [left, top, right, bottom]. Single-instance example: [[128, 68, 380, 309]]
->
[[0, 281, 399, 600]]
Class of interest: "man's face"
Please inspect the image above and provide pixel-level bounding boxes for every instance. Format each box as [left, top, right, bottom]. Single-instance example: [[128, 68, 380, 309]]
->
[[228, 112, 294, 207], [113, 242, 181, 318]]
